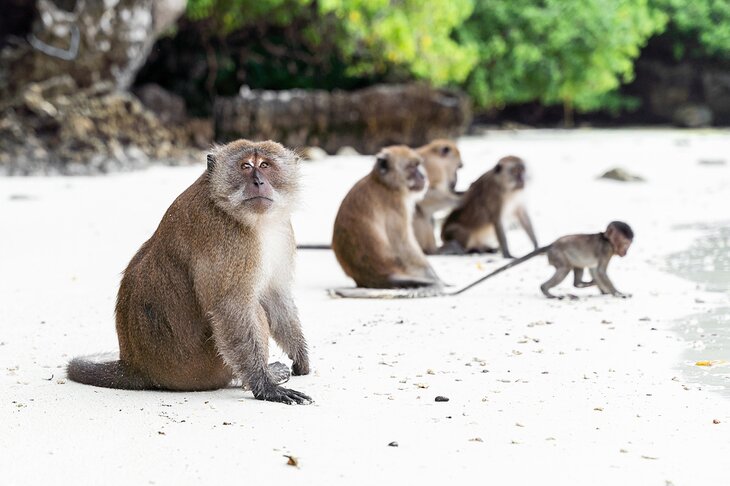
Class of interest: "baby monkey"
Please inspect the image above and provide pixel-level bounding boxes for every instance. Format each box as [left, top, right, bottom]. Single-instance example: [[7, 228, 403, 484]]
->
[[465, 221, 634, 299]]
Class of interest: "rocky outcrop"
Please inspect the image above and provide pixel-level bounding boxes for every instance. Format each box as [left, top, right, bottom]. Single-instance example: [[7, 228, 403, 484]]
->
[[0, 0, 191, 175], [0, 77, 198, 175], [214, 84, 472, 154], [0, 0, 185, 98]]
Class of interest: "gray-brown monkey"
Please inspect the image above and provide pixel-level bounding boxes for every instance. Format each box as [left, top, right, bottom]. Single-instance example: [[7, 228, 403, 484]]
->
[[461, 221, 634, 299], [413, 139, 464, 254], [67, 140, 311, 404], [441, 155, 538, 258], [331, 145, 442, 290]]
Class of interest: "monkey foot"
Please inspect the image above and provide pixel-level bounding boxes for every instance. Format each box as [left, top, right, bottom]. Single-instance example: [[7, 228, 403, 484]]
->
[[292, 360, 310, 376], [255, 384, 312, 405], [268, 361, 291, 385]]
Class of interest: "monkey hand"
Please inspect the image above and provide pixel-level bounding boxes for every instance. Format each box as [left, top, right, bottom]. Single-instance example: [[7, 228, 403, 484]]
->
[[292, 359, 310, 376], [254, 382, 312, 405]]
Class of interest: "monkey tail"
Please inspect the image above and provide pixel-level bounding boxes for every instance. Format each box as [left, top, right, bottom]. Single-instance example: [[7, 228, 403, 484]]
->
[[67, 353, 152, 390], [328, 286, 446, 299], [448, 245, 552, 296], [297, 244, 332, 250]]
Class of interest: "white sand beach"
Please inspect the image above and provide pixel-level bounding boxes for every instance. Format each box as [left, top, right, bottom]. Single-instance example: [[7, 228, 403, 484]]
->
[[1, 129, 729, 485]]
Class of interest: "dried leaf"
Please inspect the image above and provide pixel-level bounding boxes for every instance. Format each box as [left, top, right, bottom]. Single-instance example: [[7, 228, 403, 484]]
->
[[284, 455, 299, 467]]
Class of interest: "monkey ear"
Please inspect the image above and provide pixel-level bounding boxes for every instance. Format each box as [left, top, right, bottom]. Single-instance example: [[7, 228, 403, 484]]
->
[[376, 153, 389, 174], [206, 153, 216, 174], [494, 163, 502, 173]]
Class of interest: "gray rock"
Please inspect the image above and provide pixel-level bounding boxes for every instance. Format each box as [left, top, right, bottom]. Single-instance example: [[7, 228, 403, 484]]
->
[[673, 104, 713, 128], [336, 146, 360, 156], [301, 146, 328, 161], [599, 168, 645, 182]]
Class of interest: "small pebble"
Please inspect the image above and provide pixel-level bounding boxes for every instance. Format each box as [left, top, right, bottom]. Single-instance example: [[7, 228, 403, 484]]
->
[[435, 396, 449, 402], [388, 441, 398, 447]]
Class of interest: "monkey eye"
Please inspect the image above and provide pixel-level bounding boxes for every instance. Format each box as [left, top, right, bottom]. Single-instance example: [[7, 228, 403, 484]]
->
[[441, 146, 450, 156], [259, 161, 270, 169], [241, 162, 253, 170]]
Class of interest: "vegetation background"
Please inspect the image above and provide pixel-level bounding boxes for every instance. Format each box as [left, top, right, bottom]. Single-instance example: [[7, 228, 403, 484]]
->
[[150, 0, 730, 122]]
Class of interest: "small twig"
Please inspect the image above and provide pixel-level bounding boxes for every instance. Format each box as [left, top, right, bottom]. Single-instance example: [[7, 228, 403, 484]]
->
[[28, 24, 80, 61]]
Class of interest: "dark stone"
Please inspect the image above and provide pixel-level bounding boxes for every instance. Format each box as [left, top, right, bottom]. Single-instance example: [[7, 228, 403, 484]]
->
[[702, 70, 730, 124], [672, 103, 713, 128], [435, 396, 450, 402], [133, 83, 187, 124]]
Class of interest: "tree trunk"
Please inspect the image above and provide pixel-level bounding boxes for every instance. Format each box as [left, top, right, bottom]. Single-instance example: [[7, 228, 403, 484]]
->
[[0, 0, 185, 100]]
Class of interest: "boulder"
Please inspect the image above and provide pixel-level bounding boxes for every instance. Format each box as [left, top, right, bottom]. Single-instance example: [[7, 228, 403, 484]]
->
[[599, 167, 645, 182], [0, 0, 186, 99], [214, 84, 472, 154]]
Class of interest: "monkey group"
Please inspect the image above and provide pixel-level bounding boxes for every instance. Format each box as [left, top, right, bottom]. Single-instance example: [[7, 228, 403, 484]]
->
[[67, 137, 633, 403], [329, 139, 633, 299]]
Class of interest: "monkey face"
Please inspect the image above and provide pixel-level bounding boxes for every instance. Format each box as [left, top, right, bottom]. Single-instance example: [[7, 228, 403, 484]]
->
[[207, 140, 300, 219], [606, 221, 634, 257], [419, 140, 463, 193], [374, 146, 428, 193], [495, 156, 527, 190]]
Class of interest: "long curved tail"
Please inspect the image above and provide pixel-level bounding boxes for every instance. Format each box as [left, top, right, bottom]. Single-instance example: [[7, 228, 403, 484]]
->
[[297, 244, 331, 250], [448, 245, 551, 296], [326, 245, 552, 300], [67, 354, 152, 390], [328, 286, 446, 299]]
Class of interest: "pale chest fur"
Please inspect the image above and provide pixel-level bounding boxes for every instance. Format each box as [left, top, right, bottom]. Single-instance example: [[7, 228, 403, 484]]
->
[[254, 219, 293, 294], [501, 190, 524, 221]]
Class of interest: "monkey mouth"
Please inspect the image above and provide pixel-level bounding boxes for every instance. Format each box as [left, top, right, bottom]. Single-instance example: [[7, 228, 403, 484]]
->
[[243, 196, 274, 202]]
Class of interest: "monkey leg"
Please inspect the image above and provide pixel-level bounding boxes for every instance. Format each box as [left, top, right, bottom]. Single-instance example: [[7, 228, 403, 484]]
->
[[516, 206, 539, 249], [268, 362, 291, 385], [261, 288, 310, 376], [495, 222, 514, 259], [210, 300, 311, 404], [437, 240, 467, 255], [540, 266, 571, 299], [573, 268, 596, 288], [590, 267, 630, 298]]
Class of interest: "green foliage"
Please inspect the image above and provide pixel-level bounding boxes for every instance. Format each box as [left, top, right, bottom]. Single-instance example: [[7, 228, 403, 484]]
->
[[318, 0, 477, 85], [181, 0, 730, 116], [649, 0, 730, 59], [458, 0, 665, 112], [186, 0, 311, 32]]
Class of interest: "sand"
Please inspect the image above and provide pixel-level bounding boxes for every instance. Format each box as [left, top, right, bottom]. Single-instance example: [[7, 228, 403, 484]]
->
[[1, 129, 729, 485]]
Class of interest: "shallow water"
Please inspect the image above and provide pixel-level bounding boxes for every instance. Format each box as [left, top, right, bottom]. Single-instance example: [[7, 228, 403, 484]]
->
[[667, 224, 730, 397]]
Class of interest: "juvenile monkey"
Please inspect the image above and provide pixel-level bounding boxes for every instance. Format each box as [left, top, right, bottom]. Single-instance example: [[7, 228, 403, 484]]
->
[[461, 221, 634, 299], [67, 140, 311, 404], [331, 145, 442, 290], [440, 156, 538, 258], [413, 139, 464, 254]]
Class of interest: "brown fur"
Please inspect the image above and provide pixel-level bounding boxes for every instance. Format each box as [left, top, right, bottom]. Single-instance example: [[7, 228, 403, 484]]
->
[[413, 139, 464, 254], [441, 155, 537, 258], [67, 139, 311, 404], [331, 145, 441, 289]]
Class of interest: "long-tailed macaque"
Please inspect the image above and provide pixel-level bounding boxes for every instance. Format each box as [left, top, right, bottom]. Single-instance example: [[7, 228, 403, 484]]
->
[[413, 139, 464, 254], [67, 140, 311, 404], [331, 145, 442, 290], [441, 156, 538, 258], [460, 221, 634, 299]]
